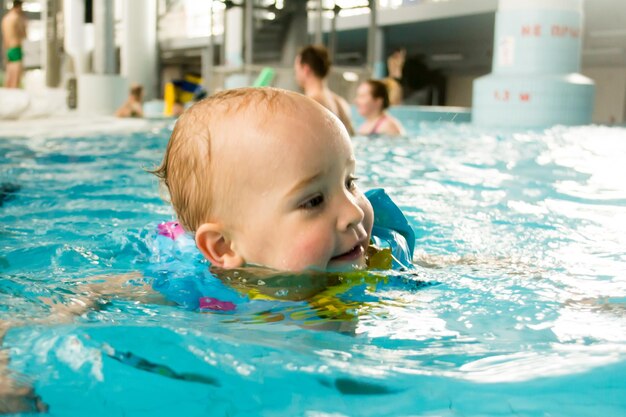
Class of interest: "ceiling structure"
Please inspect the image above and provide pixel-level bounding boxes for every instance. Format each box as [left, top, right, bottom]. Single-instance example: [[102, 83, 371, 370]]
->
[[329, 0, 626, 74], [154, 0, 625, 75]]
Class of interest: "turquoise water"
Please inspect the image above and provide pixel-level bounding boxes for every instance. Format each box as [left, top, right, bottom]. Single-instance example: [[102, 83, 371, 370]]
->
[[1, 122, 625, 416]]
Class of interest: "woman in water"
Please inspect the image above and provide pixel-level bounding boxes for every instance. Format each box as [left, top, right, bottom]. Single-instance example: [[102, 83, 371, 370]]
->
[[355, 79, 405, 136]]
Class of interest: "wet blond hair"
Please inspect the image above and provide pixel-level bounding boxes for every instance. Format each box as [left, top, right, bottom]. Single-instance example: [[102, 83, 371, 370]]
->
[[152, 87, 296, 232]]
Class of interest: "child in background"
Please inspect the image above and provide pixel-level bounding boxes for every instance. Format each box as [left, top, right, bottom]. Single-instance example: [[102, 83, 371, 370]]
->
[[115, 84, 144, 118]]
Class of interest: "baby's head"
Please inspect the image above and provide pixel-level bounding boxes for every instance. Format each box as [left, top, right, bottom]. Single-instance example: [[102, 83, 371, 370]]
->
[[154, 87, 373, 272]]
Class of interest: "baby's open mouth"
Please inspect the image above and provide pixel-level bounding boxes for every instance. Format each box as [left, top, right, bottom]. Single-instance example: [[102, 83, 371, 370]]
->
[[330, 242, 365, 263]]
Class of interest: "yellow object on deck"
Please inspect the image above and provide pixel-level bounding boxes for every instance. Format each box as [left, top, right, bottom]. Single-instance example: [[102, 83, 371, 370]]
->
[[185, 74, 203, 85], [163, 82, 176, 117]]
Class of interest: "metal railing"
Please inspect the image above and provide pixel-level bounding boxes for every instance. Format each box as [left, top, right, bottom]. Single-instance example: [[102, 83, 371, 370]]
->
[[157, 0, 453, 42]]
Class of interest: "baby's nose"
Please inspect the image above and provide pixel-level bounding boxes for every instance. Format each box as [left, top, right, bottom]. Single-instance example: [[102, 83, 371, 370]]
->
[[337, 193, 365, 232]]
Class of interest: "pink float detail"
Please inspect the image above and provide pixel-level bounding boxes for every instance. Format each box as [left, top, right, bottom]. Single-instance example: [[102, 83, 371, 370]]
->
[[199, 297, 236, 311], [157, 221, 185, 240]]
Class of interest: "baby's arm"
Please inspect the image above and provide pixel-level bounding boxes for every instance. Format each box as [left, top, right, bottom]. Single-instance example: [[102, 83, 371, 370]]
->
[[0, 349, 47, 413], [0, 273, 171, 412], [129, 101, 144, 118], [0, 324, 47, 413], [387, 49, 406, 80], [39, 272, 172, 321]]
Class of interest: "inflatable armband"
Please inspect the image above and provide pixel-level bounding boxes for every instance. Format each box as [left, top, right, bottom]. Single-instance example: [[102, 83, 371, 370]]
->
[[149, 190, 416, 311], [365, 188, 415, 269]]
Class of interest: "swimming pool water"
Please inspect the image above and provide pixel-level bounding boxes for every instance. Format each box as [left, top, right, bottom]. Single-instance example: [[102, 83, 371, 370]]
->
[[1, 121, 625, 416]]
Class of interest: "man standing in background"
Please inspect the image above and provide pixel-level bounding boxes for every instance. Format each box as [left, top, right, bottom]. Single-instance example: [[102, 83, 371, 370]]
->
[[294, 45, 355, 135], [2, 0, 27, 88]]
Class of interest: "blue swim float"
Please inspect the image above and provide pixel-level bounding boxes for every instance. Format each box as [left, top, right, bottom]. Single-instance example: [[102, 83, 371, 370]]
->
[[147, 189, 416, 312]]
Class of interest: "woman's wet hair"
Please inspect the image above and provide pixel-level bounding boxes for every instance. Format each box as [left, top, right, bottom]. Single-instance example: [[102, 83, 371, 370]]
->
[[365, 79, 390, 110]]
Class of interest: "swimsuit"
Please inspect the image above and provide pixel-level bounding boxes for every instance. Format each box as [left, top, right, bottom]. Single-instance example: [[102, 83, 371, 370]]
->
[[6, 46, 22, 62], [147, 188, 417, 315], [369, 115, 387, 135]]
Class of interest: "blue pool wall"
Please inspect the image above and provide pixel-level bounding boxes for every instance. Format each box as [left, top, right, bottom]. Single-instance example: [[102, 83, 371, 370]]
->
[[351, 105, 471, 132]]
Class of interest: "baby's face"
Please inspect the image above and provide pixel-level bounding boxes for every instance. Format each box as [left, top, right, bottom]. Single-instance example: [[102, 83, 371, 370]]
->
[[217, 97, 373, 272]]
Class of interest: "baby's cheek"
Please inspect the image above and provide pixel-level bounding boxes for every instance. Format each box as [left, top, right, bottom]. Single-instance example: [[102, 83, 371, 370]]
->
[[285, 230, 332, 271]]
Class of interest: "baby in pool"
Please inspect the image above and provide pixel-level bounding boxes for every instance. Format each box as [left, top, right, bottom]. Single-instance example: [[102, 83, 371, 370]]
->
[[154, 87, 374, 273], [0, 87, 414, 412], [147, 86, 416, 314]]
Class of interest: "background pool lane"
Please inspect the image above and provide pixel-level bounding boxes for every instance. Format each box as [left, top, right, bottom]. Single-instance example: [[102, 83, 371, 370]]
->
[[1, 123, 625, 416]]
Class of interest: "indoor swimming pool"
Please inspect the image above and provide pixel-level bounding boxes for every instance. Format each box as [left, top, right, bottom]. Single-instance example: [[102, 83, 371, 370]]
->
[[1, 120, 625, 416]]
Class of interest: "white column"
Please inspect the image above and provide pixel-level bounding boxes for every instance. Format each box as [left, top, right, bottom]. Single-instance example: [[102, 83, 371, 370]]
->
[[225, 7, 243, 67], [314, 0, 323, 45], [121, 0, 157, 100], [93, 0, 115, 75], [329, 5, 338, 61], [63, 0, 87, 75], [280, 0, 308, 67], [373, 27, 385, 79], [201, 0, 215, 93], [367, 0, 378, 75], [42, 0, 61, 87], [78, 0, 127, 114], [244, 0, 253, 67]]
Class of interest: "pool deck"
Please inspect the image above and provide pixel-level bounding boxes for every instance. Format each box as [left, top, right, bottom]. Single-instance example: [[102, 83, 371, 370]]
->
[[0, 113, 172, 139]]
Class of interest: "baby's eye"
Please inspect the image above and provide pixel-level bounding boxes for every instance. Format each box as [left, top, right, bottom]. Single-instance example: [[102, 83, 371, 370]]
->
[[346, 175, 359, 191], [299, 194, 325, 210]]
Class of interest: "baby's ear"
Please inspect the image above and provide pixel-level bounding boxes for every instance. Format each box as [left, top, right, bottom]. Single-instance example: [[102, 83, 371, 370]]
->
[[195, 223, 244, 268]]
